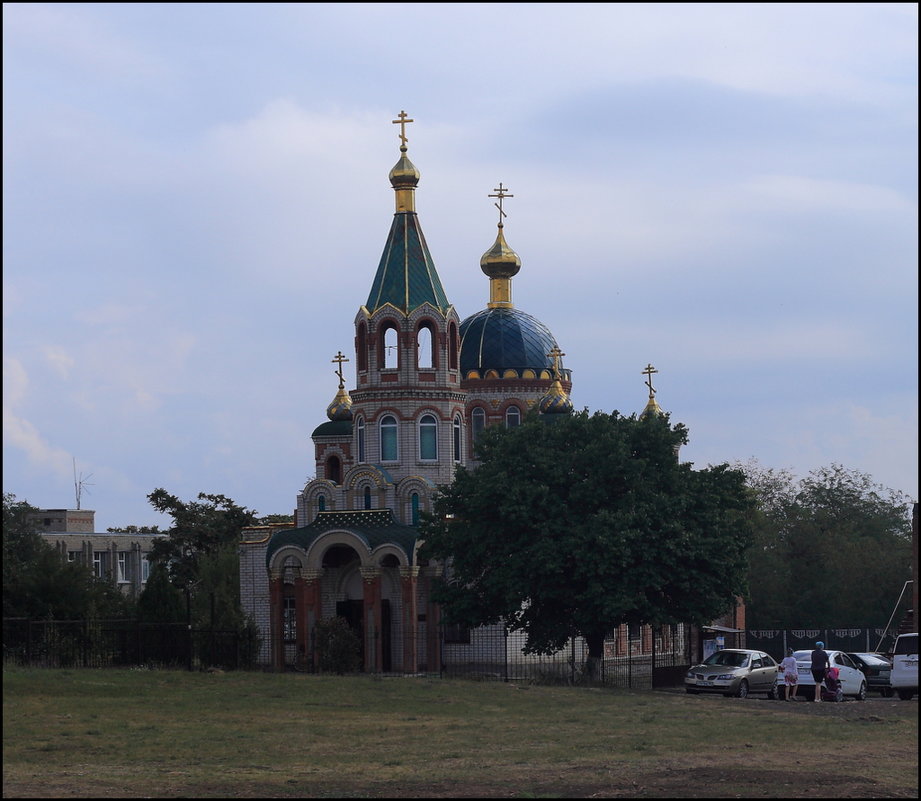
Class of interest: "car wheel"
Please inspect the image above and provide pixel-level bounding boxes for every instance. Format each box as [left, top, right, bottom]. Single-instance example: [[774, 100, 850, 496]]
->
[[767, 682, 778, 700], [880, 687, 893, 698], [897, 689, 914, 700], [735, 680, 749, 699], [856, 682, 867, 701]]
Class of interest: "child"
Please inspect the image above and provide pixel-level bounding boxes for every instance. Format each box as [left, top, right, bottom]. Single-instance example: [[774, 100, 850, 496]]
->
[[780, 648, 799, 701]]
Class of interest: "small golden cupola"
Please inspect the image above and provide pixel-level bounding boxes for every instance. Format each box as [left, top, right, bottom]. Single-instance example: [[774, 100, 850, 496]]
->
[[388, 109, 420, 214], [480, 182, 521, 308], [640, 363, 664, 418], [325, 351, 353, 421], [539, 346, 574, 415]]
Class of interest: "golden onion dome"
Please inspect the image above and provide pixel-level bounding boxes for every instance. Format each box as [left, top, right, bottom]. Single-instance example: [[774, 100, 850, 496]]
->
[[389, 147, 420, 188], [326, 385, 353, 421], [480, 223, 522, 280], [539, 378, 574, 415]]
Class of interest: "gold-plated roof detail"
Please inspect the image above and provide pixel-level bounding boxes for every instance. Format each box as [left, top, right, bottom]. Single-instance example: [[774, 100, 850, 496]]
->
[[481, 182, 521, 308], [539, 346, 573, 414], [389, 109, 419, 208], [640, 363, 665, 418], [326, 350, 353, 421]]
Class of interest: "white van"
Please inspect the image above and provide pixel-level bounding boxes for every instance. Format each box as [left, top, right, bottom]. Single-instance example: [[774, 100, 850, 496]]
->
[[890, 633, 918, 701]]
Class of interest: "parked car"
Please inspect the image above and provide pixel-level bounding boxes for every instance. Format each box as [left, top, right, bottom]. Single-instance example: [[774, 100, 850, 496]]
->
[[787, 649, 867, 700], [889, 633, 918, 701], [685, 649, 780, 698], [847, 652, 893, 697]]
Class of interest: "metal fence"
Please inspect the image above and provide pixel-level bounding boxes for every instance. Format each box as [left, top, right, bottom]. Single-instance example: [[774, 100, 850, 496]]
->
[[745, 627, 901, 659], [436, 624, 693, 689], [2, 618, 262, 671], [7, 619, 898, 683]]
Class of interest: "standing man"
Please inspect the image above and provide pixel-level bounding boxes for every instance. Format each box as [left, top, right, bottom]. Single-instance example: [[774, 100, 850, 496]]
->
[[810, 641, 830, 702]]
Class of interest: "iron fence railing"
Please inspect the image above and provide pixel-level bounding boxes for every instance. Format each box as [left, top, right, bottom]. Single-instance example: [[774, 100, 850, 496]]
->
[[2, 618, 261, 671], [6, 619, 899, 684]]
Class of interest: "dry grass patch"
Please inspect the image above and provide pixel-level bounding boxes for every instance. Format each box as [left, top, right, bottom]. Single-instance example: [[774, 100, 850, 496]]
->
[[3, 667, 917, 797]]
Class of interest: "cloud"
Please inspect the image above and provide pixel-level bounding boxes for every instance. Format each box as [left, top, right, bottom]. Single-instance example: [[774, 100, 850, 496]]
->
[[2, 357, 73, 479], [41, 346, 75, 379]]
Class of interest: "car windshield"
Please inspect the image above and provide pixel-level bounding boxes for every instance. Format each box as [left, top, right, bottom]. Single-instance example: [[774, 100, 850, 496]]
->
[[894, 635, 918, 655], [703, 651, 749, 668]]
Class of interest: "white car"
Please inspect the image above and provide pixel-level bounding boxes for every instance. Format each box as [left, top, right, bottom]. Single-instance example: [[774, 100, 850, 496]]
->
[[890, 633, 918, 701], [788, 649, 867, 701]]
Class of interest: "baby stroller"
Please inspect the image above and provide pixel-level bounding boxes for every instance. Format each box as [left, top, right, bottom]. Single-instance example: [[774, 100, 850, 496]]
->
[[821, 666, 844, 702]]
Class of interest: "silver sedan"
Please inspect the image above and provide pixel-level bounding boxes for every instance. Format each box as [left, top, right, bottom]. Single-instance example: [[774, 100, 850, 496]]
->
[[685, 649, 780, 698]]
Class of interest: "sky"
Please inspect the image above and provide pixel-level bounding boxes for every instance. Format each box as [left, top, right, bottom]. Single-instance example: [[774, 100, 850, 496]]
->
[[3, 3, 918, 531]]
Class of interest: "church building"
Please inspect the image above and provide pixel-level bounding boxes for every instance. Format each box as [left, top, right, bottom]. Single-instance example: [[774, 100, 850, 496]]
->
[[238, 112, 667, 672]]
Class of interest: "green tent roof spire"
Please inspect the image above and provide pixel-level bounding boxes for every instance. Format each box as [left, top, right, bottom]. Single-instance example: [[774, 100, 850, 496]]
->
[[365, 112, 451, 316]]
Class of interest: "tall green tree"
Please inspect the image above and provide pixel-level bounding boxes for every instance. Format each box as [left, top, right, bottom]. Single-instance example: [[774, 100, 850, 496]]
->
[[3, 492, 132, 619], [419, 410, 755, 669], [146, 489, 258, 629], [740, 461, 912, 628]]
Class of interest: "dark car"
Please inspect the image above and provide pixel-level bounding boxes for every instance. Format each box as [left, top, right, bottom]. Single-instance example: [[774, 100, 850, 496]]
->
[[847, 652, 893, 697]]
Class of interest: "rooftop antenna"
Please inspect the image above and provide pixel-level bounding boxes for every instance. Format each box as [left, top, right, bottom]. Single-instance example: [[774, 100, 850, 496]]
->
[[73, 458, 94, 510]]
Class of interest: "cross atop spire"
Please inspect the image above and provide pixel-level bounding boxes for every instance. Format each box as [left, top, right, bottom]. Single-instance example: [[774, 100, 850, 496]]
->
[[642, 363, 658, 398], [332, 350, 349, 388], [488, 182, 514, 227], [392, 110, 414, 148]]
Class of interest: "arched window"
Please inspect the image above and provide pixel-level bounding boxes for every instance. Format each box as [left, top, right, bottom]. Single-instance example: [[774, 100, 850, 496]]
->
[[411, 493, 420, 526], [419, 414, 437, 460], [357, 323, 368, 372], [471, 407, 486, 444], [417, 324, 433, 369], [363, 486, 372, 510], [453, 415, 462, 462], [318, 495, 326, 512], [380, 415, 398, 461], [506, 406, 521, 428], [326, 455, 341, 484], [449, 322, 458, 370], [382, 325, 399, 369], [356, 417, 366, 462]]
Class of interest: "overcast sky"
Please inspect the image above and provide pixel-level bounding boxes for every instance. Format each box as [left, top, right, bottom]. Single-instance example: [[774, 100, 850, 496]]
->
[[3, 3, 917, 531]]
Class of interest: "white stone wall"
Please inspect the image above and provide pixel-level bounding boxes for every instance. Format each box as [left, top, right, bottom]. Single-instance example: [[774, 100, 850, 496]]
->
[[238, 536, 271, 664]]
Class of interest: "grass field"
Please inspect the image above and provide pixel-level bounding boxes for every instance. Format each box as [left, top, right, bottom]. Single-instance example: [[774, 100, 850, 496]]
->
[[2, 666, 917, 798]]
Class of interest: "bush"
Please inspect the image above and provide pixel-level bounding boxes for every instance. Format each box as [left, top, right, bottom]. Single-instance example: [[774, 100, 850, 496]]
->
[[315, 617, 361, 674]]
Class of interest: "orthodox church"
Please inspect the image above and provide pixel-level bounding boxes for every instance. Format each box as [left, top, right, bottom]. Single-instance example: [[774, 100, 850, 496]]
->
[[238, 112, 669, 672]]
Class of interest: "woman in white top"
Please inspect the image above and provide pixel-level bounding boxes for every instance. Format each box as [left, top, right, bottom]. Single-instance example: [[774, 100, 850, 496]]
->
[[780, 648, 799, 701]]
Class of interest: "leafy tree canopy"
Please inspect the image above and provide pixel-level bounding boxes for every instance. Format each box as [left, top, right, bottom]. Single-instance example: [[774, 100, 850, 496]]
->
[[3, 492, 133, 620], [146, 489, 258, 630], [739, 461, 913, 629], [418, 410, 755, 661], [107, 525, 161, 534]]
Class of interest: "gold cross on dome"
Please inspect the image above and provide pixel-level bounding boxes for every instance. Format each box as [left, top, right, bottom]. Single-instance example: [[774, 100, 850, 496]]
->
[[332, 350, 349, 387], [642, 363, 658, 397], [392, 110, 414, 147], [547, 346, 565, 379], [489, 182, 514, 225]]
